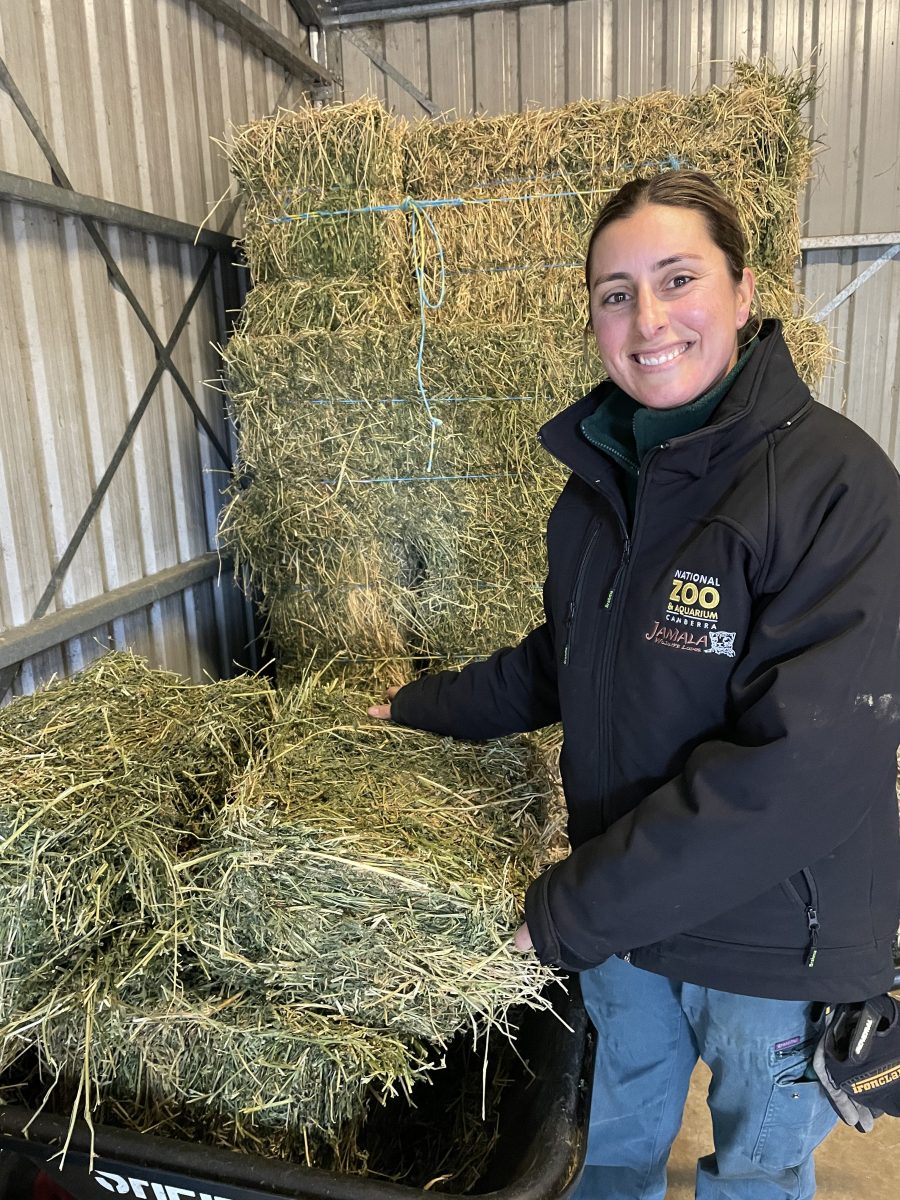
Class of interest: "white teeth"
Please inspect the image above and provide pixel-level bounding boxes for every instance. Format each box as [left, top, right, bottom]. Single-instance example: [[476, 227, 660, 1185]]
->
[[635, 343, 689, 367]]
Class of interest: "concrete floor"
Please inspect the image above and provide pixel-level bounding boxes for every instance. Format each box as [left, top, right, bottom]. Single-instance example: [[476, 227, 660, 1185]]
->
[[666, 1062, 900, 1198]]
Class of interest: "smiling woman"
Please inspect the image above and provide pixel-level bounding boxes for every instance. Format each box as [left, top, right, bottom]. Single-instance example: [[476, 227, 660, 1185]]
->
[[375, 169, 900, 1200], [584, 173, 755, 410]]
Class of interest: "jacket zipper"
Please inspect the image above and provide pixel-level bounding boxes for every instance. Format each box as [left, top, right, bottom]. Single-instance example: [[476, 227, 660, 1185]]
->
[[562, 520, 602, 666], [604, 534, 631, 609], [595, 448, 662, 809], [784, 868, 820, 968]]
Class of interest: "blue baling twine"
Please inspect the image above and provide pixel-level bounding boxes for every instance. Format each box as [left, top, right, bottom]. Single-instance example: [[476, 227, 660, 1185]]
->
[[320, 471, 513, 486], [274, 156, 688, 479], [273, 186, 618, 225], [406, 197, 446, 473], [308, 395, 530, 405]]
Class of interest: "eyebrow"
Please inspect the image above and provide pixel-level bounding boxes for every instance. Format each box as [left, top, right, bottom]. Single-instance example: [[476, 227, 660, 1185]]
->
[[593, 254, 704, 286]]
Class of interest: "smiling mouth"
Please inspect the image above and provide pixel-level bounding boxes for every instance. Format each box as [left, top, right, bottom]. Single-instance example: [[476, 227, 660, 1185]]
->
[[632, 342, 691, 367]]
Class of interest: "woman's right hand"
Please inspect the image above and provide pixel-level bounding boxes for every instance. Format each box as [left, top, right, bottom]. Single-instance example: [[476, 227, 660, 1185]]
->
[[367, 686, 399, 720]]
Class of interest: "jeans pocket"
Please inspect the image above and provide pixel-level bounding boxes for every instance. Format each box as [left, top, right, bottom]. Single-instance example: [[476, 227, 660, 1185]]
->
[[752, 1069, 838, 1170]]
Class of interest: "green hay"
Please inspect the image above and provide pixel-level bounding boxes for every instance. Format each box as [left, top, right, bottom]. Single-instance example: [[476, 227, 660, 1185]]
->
[[8, 935, 431, 1165], [220, 380, 566, 661], [224, 98, 407, 283], [184, 673, 559, 1042], [0, 653, 274, 1026], [223, 322, 593, 406], [0, 656, 562, 1165], [222, 63, 829, 676]]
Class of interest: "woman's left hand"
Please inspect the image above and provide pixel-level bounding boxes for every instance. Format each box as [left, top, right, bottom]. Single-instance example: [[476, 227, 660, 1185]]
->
[[514, 922, 533, 952]]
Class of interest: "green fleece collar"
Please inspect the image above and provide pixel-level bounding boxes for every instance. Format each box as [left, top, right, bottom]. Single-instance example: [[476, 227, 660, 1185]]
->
[[580, 338, 758, 475]]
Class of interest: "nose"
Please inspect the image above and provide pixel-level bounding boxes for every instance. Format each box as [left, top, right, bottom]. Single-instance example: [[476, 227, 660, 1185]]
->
[[634, 285, 667, 341]]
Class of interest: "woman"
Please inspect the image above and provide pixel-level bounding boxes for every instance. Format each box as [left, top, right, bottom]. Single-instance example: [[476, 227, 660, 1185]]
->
[[369, 171, 900, 1199]]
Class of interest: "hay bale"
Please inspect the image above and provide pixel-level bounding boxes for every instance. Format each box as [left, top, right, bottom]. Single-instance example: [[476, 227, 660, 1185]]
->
[[220, 385, 563, 660], [0, 657, 561, 1164], [226, 98, 407, 283], [403, 62, 814, 282], [184, 673, 559, 1042], [9, 934, 431, 1164], [222, 64, 827, 675], [223, 322, 592, 406], [0, 653, 274, 1022]]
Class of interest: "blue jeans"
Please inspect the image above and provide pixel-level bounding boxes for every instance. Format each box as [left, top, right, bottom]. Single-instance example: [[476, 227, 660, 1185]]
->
[[573, 955, 838, 1200]]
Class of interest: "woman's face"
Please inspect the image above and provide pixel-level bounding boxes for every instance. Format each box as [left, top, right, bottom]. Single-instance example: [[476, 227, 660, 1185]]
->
[[587, 203, 755, 409]]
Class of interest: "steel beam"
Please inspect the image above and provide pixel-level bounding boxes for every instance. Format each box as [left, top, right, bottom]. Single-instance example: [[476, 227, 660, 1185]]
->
[[192, 0, 334, 85], [285, 0, 329, 28], [0, 554, 231, 670], [800, 233, 900, 250], [0, 168, 233, 250], [328, 0, 547, 26]]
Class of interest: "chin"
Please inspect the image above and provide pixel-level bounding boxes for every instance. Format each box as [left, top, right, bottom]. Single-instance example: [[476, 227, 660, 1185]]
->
[[634, 386, 697, 410]]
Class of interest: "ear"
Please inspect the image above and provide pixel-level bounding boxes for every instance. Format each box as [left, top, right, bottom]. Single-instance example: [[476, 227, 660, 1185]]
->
[[736, 267, 756, 329]]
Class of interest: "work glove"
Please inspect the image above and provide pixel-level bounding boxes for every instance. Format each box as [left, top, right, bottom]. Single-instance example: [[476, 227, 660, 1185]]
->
[[812, 993, 900, 1132]]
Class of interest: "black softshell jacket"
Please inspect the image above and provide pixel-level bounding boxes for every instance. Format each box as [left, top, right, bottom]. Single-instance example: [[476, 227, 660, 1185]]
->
[[391, 322, 900, 1002]]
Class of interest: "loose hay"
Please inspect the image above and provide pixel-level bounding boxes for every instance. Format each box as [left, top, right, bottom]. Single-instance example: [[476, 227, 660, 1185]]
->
[[0, 656, 562, 1164], [221, 63, 829, 675]]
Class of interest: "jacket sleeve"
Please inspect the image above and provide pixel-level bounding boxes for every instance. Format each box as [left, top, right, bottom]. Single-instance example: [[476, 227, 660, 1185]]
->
[[390, 582, 561, 740], [525, 455, 900, 970]]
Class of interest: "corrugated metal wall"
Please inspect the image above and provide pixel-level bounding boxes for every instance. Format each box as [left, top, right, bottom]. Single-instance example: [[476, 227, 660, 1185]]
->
[[335, 0, 900, 459], [2, 1, 896, 698], [0, 0, 318, 696]]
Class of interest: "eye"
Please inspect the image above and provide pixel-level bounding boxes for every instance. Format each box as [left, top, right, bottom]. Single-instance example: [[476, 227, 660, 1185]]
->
[[601, 290, 631, 307], [668, 273, 693, 289]]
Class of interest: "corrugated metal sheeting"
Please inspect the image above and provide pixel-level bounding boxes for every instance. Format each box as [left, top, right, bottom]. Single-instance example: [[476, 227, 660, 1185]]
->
[[0, 0, 320, 696], [335, 0, 900, 458], [2, 1, 897, 698]]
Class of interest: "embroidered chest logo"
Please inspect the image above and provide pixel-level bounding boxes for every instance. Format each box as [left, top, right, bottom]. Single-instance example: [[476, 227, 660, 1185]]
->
[[644, 568, 737, 655], [706, 629, 736, 657]]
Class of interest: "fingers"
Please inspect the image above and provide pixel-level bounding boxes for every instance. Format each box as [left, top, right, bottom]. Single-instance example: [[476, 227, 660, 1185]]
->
[[367, 686, 400, 721], [514, 922, 533, 952]]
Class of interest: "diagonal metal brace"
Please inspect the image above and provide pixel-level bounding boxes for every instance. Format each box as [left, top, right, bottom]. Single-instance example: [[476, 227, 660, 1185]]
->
[[0, 54, 230, 467], [0, 247, 219, 701], [0, 70, 299, 703], [341, 29, 439, 117], [813, 243, 900, 323]]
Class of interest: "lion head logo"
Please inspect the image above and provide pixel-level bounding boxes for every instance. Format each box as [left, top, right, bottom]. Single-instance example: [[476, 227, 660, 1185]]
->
[[706, 630, 736, 657]]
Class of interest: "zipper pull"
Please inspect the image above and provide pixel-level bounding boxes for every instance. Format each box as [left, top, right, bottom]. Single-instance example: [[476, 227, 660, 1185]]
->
[[563, 600, 576, 665], [604, 535, 632, 610], [805, 907, 819, 968]]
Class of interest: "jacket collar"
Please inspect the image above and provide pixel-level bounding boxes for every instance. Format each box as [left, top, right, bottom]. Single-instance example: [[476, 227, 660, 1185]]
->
[[538, 321, 812, 490]]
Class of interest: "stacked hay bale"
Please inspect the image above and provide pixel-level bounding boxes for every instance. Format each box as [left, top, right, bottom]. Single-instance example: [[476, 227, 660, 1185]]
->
[[220, 62, 827, 680], [0, 654, 558, 1167], [0, 653, 273, 1022]]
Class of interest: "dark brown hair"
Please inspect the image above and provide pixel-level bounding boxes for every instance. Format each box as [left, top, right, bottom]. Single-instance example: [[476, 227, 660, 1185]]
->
[[584, 170, 749, 291]]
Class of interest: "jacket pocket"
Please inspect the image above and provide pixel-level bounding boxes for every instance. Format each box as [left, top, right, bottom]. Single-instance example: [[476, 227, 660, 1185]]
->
[[560, 524, 620, 670], [687, 874, 816, 953]]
